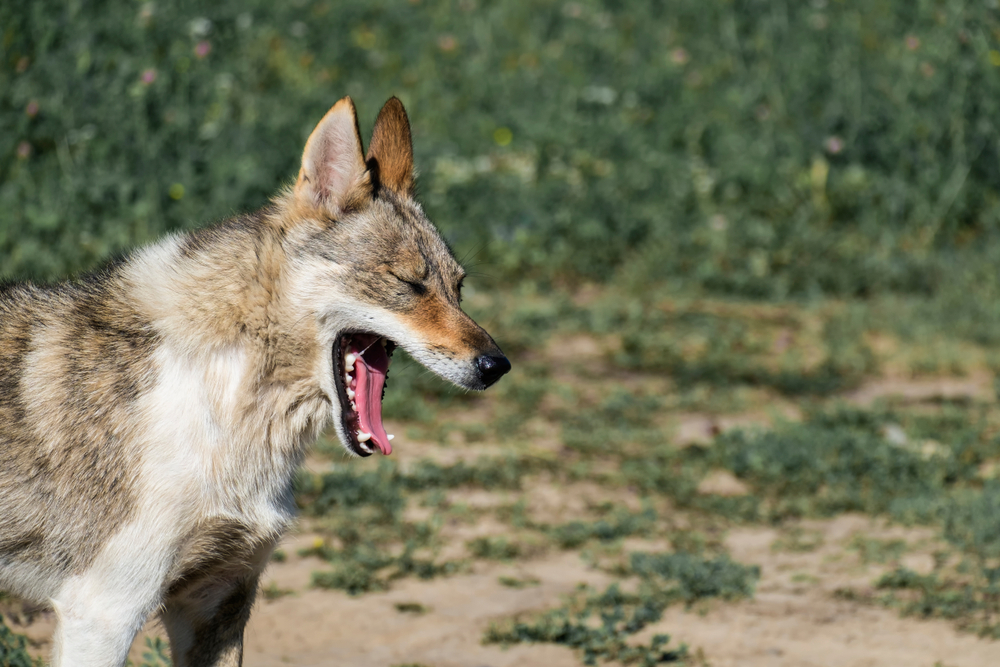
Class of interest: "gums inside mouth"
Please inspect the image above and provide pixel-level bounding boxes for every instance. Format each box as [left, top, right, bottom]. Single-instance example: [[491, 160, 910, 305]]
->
[[335, 333, 396, 457]]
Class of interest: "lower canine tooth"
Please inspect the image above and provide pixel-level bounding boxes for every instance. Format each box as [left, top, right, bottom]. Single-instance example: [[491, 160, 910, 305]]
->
[[358, 441, 372, 454], [357, 432, 371, 442]]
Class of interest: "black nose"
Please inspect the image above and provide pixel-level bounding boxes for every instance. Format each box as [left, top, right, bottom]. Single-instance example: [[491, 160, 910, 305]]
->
[[476, 354, 511, 388]]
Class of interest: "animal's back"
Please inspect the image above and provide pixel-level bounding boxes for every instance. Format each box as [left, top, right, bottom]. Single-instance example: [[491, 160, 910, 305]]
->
[[0, 274, 157, 601]]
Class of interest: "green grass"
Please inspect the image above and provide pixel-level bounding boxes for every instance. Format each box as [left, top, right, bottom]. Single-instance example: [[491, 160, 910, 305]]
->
[[485, 551, 758, 666], [0, 616, 38, 667], [130, 638, 173, 667], [297, 456, 555, 594], [4, 0, 1000, 303]]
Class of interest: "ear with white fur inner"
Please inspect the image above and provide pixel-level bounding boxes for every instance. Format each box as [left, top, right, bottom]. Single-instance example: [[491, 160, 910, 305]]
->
[[295, 96, 370, 213], [366, 97, 415, 197]]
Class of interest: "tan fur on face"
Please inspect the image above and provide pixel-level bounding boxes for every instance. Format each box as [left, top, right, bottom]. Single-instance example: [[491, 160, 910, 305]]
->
[[396, 293, 497, 359]]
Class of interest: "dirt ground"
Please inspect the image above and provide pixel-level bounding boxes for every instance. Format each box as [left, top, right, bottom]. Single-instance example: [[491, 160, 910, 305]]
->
[[10, 492, 1000, 665], [6, 362, 1000, 666], [10, 519, 997, 667], [238, 515, 999, 667]]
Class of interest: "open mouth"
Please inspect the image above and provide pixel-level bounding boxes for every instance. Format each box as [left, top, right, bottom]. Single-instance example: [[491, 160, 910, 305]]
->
[[334, 332, 396, 457]]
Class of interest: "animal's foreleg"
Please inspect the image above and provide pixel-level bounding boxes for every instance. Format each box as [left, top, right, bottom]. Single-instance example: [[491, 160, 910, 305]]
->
[[50, 580, 161, 667], [161, 574, 259, 667]]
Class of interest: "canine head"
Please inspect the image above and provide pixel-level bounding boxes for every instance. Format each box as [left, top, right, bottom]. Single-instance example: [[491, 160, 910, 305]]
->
[[282, 97, 510, 458]]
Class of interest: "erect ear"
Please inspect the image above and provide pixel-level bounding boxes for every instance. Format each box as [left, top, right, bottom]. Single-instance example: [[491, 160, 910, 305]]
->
[[294, 97, 371, 213], [366, 97, 414, 196]]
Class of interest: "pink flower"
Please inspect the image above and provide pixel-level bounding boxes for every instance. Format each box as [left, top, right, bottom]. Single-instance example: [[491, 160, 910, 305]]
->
[[824, 136, 844, 155], [195, 41, 211, 59], [906, 35, 920, 51], [141, 68, 157, 84], [437, 34, 457, 52], [671, 47, 689, 65], [25, 100, 39, 118], [16, 141, 31, 159]]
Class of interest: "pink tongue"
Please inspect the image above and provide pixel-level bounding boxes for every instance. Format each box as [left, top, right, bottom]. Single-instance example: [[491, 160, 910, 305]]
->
[[352, 337, 392, 455]]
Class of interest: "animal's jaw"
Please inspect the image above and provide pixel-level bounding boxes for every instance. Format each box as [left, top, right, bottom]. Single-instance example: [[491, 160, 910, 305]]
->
[[331, 331, 397, 457]]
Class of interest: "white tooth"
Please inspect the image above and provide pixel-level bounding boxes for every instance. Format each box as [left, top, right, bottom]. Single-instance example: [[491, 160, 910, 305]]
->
[[346, 388, 355, 399], [358, 432, 372, 442], [387, 434, 395, 441], [345, 363, 354, 372], [358, 441, 372, 454], [351, 401, 357, 411], [345, 373, 352, 384], [345, 353, 357, 366]]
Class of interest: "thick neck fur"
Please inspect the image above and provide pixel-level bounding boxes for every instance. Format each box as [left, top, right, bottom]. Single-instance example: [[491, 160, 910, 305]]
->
[[123, 199, 332, 471]]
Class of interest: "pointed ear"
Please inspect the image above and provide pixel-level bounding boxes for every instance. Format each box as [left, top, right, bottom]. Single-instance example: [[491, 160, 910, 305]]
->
[[294, 97, 370, 212], [366, 97, 414, 196]]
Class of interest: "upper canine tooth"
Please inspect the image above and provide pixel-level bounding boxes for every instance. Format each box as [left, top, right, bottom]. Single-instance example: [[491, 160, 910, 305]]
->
[[387, 434, 395, 441], [345, 353, 357, 366]]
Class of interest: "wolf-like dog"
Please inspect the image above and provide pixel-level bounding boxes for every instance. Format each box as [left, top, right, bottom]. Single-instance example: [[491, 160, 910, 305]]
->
[[0, 97, 510, 666]]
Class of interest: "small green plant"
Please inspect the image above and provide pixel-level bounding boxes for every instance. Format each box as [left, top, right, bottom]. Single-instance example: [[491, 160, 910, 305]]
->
[[849, 536, 908, 564], [485, 551, 758, 665], [394, 602, 430, 614], [0, 615, 39, 667], [499, 575, 541, 589], [548, 508, 658, 550], [467, 536, 521, 561], [129, 637, 172, 667], [260, 582, 294, 601]]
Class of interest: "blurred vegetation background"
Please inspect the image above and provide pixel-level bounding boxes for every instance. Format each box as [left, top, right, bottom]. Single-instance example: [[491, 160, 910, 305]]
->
[[3, 0, 1000, 302]]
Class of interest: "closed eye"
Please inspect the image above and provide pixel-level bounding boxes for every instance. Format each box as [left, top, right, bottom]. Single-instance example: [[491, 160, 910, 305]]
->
[[391, 273, 427, 296]]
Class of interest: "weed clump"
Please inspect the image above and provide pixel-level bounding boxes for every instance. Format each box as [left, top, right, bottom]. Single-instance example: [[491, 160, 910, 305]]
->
[[485, 551, 758, 665], [0, 615, 38, 667], [562, 389, 663, 454], [467, 536, 521, 561], [873, 484, 1000, 637], [703, 403, 995, 521], [628, 552, 760, 604], [548, 508, 658, 549], [298, 457, 546, 595], [132, 638, 172, 667], [711, 426, 942, 518]]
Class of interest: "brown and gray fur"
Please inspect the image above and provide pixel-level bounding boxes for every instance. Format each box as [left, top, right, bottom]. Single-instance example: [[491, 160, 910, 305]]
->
[[0, 97, 509, 666]]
